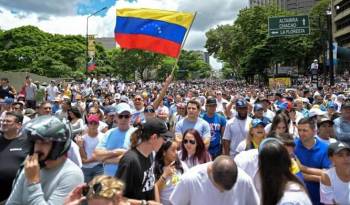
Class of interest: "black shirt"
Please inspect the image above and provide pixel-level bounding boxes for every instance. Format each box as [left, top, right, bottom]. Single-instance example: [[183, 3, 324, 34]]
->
[[0, 85, 15, 99], [116, 148, 155, 200], [0, 133, 30, 201]]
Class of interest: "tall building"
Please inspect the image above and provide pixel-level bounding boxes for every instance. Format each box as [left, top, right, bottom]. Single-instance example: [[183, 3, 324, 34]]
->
[[250, 0, 320, 13], [333, 0, 350, 48]]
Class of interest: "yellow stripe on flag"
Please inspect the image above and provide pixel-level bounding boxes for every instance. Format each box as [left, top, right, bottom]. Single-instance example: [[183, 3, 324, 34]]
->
[[117, 8, 194, 29]]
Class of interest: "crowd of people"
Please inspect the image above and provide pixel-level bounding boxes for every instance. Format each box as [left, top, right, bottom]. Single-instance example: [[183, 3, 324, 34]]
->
[[0, 74, 350, 205]]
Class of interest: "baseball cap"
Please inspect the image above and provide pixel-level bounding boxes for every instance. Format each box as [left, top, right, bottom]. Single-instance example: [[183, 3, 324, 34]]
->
[[236, 99, 247, 108], [115, 103, 132, 115], [326, 101, 338, 110], [87, 115, 100, 124], [328, 142, 350, 156], [120, 95, 129, 103], [317, 117, 333, 127], [309, 108, 327, 118], [141, 117, 174, 140], [114, 93, 121, 100], [104, 106, 116, 116], [254, 103, 264, 112], [251, 118, 266, 128], [206, 97, 217, 105]]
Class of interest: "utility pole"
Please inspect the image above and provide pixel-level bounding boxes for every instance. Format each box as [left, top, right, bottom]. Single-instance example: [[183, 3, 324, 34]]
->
[[326, 8, 335, 86], [86, 7, 107, 74]]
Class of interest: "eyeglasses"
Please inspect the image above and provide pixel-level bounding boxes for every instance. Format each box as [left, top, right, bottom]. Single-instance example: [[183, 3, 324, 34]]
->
[[144, 108, 155, 113], [184, 139, 196, 145], [118, 114, 130, 119], [134, 98, 143, 101]]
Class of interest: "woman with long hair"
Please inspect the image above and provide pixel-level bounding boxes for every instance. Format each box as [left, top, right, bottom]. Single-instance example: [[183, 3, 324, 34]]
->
[[178, 128, 211, 168], [266, 114, 289, 137], [236, 119, 266, 154], [259, 138, 311, 205], [68, 106, 85, 138], [116, 117, 172, 205], [154, 140, 187, 205]]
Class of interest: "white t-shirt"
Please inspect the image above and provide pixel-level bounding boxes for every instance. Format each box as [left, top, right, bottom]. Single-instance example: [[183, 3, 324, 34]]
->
[[320, 167, 350, 205], [82, 133, 104, 168], [169, 163, 259, 205], [234, 149, 261, 195], [68, 141, 83, 168], [223, 117, 252, 157], [263, 109, 275, 122], [46, 85, 59, 101], [277, 182, 312, 205]]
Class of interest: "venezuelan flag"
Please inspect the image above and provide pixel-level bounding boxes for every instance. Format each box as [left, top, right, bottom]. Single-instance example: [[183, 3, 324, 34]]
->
[[115, 8, 194, 58]]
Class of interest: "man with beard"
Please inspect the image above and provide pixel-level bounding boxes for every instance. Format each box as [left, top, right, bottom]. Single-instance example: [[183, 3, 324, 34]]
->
[[223, 99, 252, 157], [0, 112, 29, 203], [6, 116, 84, 205]]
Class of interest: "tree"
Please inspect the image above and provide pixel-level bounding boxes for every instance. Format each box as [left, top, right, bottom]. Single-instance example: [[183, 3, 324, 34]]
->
[[205, 4, 327, 81], [177, 50, 212, 79]]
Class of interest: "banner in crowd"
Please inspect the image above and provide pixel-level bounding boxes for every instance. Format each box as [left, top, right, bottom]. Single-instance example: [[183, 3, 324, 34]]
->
[[114, 8, 195, 58], [268, 77, 291, 88], [87, 35, 96, 72]]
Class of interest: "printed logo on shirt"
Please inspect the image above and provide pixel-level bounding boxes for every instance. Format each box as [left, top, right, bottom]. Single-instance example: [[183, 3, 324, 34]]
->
[[142, 164, 155, 192], [10, 148, 22, 152]]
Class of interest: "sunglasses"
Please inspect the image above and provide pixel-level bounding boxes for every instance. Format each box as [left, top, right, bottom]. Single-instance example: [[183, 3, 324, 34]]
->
[[144, 108, 155, 113], [184, 139, 196, 145], [43, 107, 52, 110], [82, 183, 102, 197], [118, 114, 130, 119], [134, 98, 143, 101]]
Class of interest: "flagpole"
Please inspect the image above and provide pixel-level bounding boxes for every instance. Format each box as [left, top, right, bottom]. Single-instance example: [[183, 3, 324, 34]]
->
[[171, 11, 197, 76]]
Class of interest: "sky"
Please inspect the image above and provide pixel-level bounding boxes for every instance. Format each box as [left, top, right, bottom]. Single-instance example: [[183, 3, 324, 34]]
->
[[0, 0, 249, 69]]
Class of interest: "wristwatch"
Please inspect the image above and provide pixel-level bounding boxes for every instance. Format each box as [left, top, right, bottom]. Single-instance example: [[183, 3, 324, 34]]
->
[[141, 200, 148, 205]]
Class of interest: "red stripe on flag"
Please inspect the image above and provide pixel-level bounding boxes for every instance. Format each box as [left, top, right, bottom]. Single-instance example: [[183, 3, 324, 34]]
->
[[115, 33, 181, 58]]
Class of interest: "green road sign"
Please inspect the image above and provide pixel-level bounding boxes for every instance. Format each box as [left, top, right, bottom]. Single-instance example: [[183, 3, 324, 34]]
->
[[268, 15, 310, 37]]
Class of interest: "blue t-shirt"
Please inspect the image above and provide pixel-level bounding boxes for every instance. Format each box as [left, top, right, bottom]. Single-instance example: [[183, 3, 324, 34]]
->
[[175, 118, 211, 140], [294, 137, 331, 205], [97, 127, 136, 176], [202, 113, 226, 158]]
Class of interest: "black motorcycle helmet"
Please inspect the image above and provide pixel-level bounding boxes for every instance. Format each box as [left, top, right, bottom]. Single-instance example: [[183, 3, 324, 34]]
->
[[23, 115, 72, 167]]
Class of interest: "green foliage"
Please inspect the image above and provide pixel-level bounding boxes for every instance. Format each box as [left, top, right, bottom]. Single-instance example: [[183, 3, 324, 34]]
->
[[177, 50, 211, 79], [0, 25, 211, 80], [205, 3, 330, 79]]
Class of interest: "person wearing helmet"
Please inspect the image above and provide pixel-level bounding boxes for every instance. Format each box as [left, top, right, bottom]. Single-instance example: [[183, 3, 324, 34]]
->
[[6, 115, 84, 205]]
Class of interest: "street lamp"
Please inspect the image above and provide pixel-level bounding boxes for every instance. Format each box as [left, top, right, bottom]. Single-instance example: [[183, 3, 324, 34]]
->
[[86, 7, 107, 73], [326, 8, 335, 86]]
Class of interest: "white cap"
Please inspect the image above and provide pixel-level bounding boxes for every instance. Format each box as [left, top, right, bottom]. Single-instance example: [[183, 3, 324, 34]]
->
[[309, 108, 327, 118], [115, 103, 132, 115]]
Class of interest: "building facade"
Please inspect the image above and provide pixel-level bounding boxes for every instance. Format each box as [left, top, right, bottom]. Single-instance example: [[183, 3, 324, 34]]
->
[[250, 0, 320, 14], [333, 0, 350, 48]]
